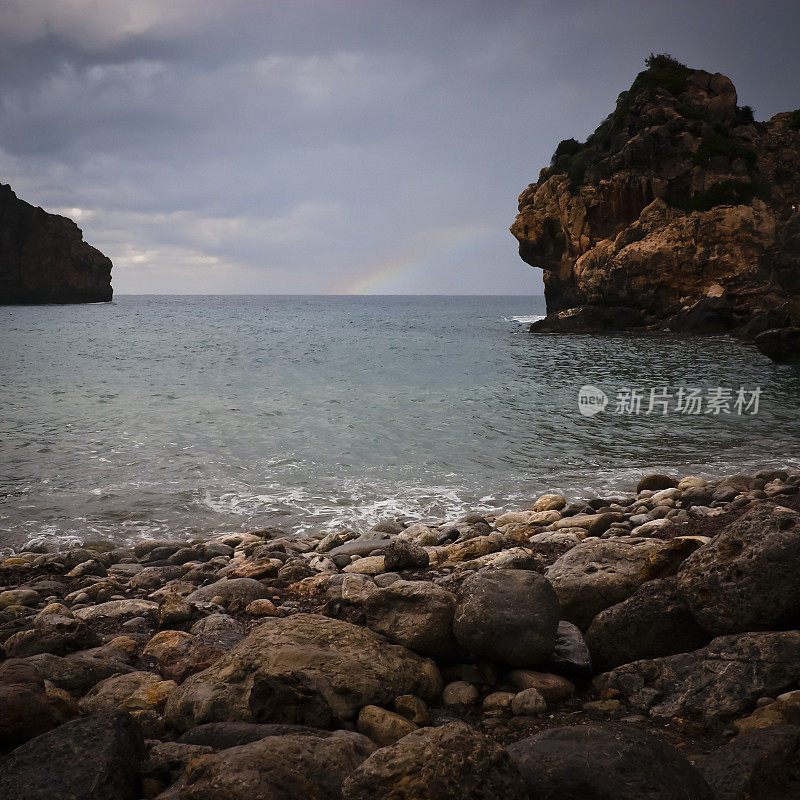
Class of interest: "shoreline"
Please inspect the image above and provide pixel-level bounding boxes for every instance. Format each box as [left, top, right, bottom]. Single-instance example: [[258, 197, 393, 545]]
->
[[2, 466, 800, 797]]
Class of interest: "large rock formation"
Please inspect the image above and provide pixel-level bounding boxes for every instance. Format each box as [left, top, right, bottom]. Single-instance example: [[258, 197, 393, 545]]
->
[[0, 183, 112, 304], [511, 55, 800, 338]]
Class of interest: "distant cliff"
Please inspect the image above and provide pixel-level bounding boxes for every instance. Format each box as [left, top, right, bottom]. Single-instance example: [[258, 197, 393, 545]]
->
[[510, 55, 800, 341], [0, 183, 112, 304]]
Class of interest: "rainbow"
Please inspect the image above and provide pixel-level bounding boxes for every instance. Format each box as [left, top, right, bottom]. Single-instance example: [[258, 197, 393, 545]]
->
[[336, 223, 492, 294]]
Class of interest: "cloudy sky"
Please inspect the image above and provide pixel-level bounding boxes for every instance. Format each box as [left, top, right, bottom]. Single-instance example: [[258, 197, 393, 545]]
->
[[1, 1, 798, 294]]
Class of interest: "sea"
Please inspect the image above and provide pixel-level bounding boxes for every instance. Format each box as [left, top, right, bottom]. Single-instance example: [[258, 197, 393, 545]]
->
[[2, 295, 799, 554]]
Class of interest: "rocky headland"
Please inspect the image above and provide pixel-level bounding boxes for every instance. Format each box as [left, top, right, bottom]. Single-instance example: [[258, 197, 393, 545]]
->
[[510, 55, 800, 363], [2, 469, 800, 798], [0, 183, 113, 304]]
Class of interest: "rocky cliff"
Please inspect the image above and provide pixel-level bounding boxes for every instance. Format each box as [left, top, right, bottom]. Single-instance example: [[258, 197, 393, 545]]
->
[[0, 183, 112, 304], [511, 55, 800, 345]]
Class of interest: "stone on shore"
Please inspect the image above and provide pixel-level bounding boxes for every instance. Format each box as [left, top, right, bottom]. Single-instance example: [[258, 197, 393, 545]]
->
[[357, 705, 418, 745], [506, 724, 712, 800], [363, 580, 458, 659], [0, 659, 55, 749], [164, 614, 442, 730], [186, 577, 270, 608], [341, 721, 528, 800], [697, 724, 800, 800], [452, 568, 559, 667], [546, 537, 665, 629], [160, 730, 375, 800], [677, 504, 800, 635], [0, 710, 144, 800], [594, 631, 800, 721], [585, 578, 709, 670]]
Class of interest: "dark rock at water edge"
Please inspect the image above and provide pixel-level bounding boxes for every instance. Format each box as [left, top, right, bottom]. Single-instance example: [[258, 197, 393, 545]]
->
[[0, 183, 112, 304]]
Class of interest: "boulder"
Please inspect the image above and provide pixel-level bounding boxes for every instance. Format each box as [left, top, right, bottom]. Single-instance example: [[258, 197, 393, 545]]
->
[[177, 722, 327, 748], [754, 327, 800, 363], [78, 671, 175, 716], [594, 631, 800, 721], [511, 688, 547, 716], [186, 578, 269, 607], [697, 724, 800, 800], [546, 537, 665, 629], [0, 710, 144, 800], [74, 599, 159, 624], [506, 724, 712, 799], [164, 614, 442, 730], [357, 705, 418, 745], [341, 721, 528, 799], [452, 568, 559, 667], [548, 620, 592, 676], [161, 730, 375, 800], [677, 504, 800, 635], [363, 580, 458, 659], [0, 659, 55, 749], [585, 579, 709, 670], [22, 648, 135, 696], [508, 670, 574, 704], [382, 540, 429, 571], [637, 475, 679, 493]]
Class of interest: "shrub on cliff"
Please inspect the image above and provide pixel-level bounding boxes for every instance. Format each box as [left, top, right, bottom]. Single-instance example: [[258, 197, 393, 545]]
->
[[694, 131, 757, 166]]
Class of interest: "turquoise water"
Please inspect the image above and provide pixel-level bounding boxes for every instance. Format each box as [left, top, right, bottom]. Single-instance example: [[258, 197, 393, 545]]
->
[[2, 295, 799, 552]]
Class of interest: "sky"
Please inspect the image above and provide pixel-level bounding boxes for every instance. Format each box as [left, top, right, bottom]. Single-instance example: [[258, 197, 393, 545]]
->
[[1, 1, 798, 294]]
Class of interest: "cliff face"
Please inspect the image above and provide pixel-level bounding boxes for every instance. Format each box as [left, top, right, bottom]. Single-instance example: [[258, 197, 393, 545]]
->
[[0, 184, 112, 304], [510, 57, 800, 335]]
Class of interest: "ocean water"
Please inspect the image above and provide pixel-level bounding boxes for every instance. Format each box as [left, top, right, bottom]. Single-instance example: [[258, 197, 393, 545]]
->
[[2, 295, 799, 553]]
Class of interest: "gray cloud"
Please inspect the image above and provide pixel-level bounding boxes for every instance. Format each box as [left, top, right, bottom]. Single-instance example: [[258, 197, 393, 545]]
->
[[1, 0, 798, 293]]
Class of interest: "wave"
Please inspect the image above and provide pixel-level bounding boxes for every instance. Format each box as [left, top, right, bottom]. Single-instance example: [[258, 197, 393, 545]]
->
[[503, 315, 545, 324]]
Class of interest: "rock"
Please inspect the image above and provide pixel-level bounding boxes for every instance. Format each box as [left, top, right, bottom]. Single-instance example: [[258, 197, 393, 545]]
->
[[637, 475, 679, 493], [141, 741, 214, 798], [532, 493, 567, 512], [677, 504, 800, 635], [511, 688, 547, 716], [548, 620, 592, 676], [130, 566, 183, 591], [383, 540, 429, 571], [552, 512, 625, 536], [78, 671, 175, 716], [0, 183, 113, 304], [22, 648, 135, 696], [340, 574, 379, 604], [585, 579, 709, 670], [495, 509, 561, 528], [755, 327, 800, 363], [637, 536, 709, 581], [508, 670, 575, 704], [186, 578, 269, 608], [341, 721, 528, 800], [546, 537, 665, 629], [506, 723, 712, 799], [697, 724, 800, 799], [162, 730, 375, 800], [164, 613, 442, 730], [357, 705, 418, 745], [245, 598, 278, 616], [343, 555, 386, 575], [452, 568, 559, 667], [0, 659, 55, 749], [482, 691, 516, 714], [142, 630, 200, 683], [442, 680, 478, 712], [177, 722, 327, 748], [158, 594, 192, 628], [529, 304, 644, 331], [364, 580, 458, 659], [0, 710, 144, 799], [733, 692, 800, 736], [0, 588, 40, 608], [594, 631, 800, 721], [74, 599, 159, 624], [328, 538, 390, 559], [444, 533, 503, 563], [393, 694, 430, 725]]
